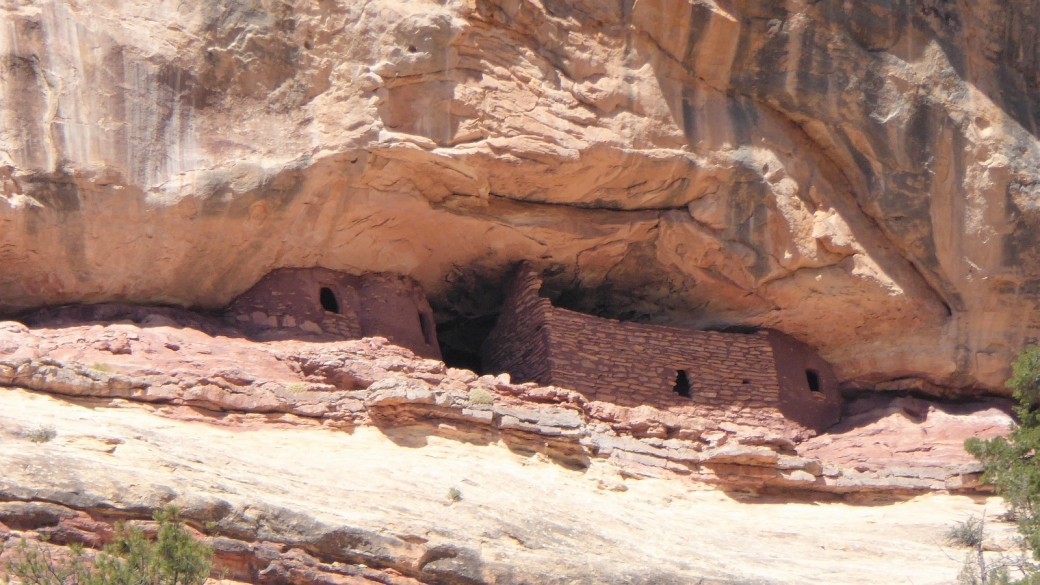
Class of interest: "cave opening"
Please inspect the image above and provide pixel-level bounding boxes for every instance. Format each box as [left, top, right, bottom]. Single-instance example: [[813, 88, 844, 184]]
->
[[806, 369, 821, 392], [430, 265, 515, 375], [673, 370, 692, 398], [319, 287, 339, 314], [435, 314, 499, 374]]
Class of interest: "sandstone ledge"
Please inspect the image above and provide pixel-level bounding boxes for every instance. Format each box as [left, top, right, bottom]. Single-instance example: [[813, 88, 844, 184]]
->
[[0, 387, 1020, 584], [0, 314, 1015, 583], [0, 318, 1009, 497]]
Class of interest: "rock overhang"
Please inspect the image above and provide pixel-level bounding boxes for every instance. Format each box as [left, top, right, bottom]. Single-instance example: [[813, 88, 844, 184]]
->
[[1, 0, 1039, 395]]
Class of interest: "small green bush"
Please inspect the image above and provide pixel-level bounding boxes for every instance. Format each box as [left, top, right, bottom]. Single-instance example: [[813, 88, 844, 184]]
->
[[948, 516, 984, 548], [2, 506, 213, 585], [468, 388, 494, 406], [26, 426, 56, 444], [963, 344, 1040, 583], [967, 344, 1040, 559], [447, 487, 463, 503], [2, 539, 90, 585], [89, 363, 112, 373], [285, 382, 307, 394]]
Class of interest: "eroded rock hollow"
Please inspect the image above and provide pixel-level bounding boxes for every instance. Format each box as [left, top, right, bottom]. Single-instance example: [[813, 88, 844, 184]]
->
[[3, 0, 1040, 396]]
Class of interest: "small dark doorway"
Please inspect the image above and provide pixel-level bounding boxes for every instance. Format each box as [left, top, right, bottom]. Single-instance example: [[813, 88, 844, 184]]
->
[[319, 287, 340, 314], [673, 370, 691, 398], [806, 369, 821, 392], [418, 312, 434, 345]]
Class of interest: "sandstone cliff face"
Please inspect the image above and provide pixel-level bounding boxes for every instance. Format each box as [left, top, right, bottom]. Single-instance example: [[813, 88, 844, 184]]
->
[[2, 0, 1039, 394]]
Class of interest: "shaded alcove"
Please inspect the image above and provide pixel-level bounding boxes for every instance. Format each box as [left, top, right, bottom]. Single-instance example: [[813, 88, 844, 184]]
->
[[429, 264, 517, 374], [432, 263, 753, 377], [418, 311, 436, 345], [435, 314, 498, 373]]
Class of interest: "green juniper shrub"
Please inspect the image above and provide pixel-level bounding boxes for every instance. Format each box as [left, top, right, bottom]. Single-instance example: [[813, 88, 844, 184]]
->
[[966, 345, 1040, 560], [949, 515, 985, 548], [2, 506, 212, 585], [1, 539, 90, 585]]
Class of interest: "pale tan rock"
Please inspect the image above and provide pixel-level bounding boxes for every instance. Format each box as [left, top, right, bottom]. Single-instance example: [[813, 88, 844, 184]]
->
[[0, 312, 1025, 582], [0, 315, 1010, 497], [0, 387, 1022, 584], [1, 1, 1039, 394]]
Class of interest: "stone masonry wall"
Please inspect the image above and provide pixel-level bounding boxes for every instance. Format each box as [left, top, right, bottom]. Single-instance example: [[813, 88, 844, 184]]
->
[[356, 275, 441, 359], [769, 330, 842, 432], [545, 308, 789, 431], [227, 268, 441, 359], [483, 263, 842, 434], [545, 309, 782, 409], [481, 266, 554, 386]]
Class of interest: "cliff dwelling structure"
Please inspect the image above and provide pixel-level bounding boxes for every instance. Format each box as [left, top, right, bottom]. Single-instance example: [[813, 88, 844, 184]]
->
[[227, 268, 442, 360], [482, 264, 843, 433], [18, 262, 840, 434]]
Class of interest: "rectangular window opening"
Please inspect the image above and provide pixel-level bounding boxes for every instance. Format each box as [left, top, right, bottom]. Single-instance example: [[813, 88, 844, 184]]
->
[[806, 369, 821, 393], [673, 369, 692, 399]]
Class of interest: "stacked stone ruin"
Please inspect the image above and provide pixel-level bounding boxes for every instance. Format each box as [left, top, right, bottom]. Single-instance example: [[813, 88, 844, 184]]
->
[[481, 263, 842, 433], [226, 268, 442, 360], [225, 264, 841, 433]]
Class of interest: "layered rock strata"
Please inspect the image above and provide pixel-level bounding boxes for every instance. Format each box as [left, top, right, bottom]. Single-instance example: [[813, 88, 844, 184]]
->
[[2, 1, 1040, 394], [0, 387, 1017, 585], [0, 310, 1017, 583], [0, 314, 1009, 496]]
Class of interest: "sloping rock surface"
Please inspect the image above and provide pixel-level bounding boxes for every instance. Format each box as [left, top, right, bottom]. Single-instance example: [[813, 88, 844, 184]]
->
[[798, 396, 1015, 493], [0, 388, 1019, 585], [0, 313, 1020, 583]]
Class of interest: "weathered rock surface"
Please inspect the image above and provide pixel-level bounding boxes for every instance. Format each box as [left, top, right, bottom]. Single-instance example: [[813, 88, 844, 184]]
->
[[0, 312, 1021, 583], [798, 396, 1014, 493], [0, 315, 1011, 496], [0, 388, 1021, 584], [0, 2, 1035, 580], [1, 0, 1040, 393]]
